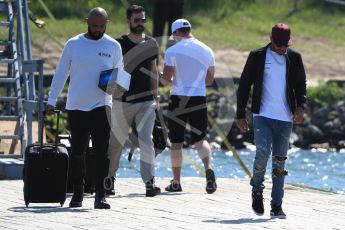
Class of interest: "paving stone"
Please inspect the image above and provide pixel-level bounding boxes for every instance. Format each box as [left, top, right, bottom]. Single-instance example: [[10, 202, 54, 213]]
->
[[0, 178, 344, 230]]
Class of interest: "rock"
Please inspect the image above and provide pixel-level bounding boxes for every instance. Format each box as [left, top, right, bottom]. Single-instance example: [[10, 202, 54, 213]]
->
[[293, 124, 325, 148], [327, 110, 339, 120], [311, 107, 328, 127], [322, 120, 343, 137]]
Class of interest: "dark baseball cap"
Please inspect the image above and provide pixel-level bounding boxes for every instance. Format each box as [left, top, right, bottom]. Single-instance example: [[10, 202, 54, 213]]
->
[[271, 23, 292, 47]]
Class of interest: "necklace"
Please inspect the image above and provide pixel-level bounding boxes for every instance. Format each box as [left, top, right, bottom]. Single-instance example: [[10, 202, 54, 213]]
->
[[269, 48, 286, 65]]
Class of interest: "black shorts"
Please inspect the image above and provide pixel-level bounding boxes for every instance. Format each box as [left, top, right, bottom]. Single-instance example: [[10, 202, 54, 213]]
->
[[167, 95, 207, 144]]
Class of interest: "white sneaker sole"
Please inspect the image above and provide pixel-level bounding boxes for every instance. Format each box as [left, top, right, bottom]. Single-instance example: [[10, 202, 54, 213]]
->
[[270, 214, 287, 219]]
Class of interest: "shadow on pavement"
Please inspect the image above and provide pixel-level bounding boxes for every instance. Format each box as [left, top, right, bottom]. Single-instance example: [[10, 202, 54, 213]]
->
[[203, 217, 273, 224], [8, 206, 90, 213], [114, 191, 185, 198]]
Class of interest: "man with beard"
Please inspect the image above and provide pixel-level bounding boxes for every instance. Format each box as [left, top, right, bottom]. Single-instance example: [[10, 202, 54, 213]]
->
[[46, 7, 123, 209], [236, 23, 306, 218], [106, 5, 161, 197]]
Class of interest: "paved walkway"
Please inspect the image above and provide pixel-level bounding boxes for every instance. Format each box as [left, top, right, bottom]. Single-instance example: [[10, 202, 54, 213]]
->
[[0, 178, 344, 230]]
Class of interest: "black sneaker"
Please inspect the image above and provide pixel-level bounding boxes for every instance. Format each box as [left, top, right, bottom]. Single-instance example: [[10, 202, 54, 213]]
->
[[252, 192, 264, 215], [270, 205, 286, 219], [94, 191, 111, 209], [69, 185, 84, 208], [165, 180, 182, 192], [105, 176, 115, 196], [205, 169, 217, 194], [145, 178, 161, 197], [94, 197, 111, 209], [69, 195, 83, 208]]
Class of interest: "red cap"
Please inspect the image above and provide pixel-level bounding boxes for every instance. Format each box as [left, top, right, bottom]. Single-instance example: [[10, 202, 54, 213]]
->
[[271, 23, 291, 47]]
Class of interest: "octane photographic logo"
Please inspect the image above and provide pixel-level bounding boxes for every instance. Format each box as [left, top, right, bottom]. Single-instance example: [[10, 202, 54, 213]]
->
[[105, 34, 237, 166]]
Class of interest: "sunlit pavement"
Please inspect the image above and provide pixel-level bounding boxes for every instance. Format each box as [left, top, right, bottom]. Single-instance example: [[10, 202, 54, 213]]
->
[[0, 178, 344, 230]]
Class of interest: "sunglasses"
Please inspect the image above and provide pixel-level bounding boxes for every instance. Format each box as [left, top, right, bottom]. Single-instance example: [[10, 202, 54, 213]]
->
[[276, 44, 288, 48], [272, 42, 288, 49], [133, 18, 146, 23]]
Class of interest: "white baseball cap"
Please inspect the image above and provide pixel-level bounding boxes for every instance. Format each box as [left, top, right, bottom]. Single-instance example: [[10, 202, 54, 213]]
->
[[171, 18, 192, 34]]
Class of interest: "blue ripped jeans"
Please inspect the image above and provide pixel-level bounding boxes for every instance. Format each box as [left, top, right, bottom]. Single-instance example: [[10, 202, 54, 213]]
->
[[250, 116, 292, 207]]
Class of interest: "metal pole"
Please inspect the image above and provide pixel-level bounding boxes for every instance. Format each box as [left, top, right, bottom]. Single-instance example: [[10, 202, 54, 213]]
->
[[16, 0, 33, 146], [37, 61, 44, 144], [16, 0, 28, 99], [16, 0, 34, 101], [26, 109, 33, 144], [16, 0, 26, 64], [22, 0, 32, 60], [22, 0, 36, 102]]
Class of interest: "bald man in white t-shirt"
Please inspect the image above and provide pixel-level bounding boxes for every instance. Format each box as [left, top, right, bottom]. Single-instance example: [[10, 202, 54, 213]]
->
[[161, 19, 217, 194], [46, 7, 123, 209]]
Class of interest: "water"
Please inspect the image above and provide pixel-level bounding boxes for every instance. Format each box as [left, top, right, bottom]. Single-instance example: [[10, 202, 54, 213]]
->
[[115, 147, 345, 194]]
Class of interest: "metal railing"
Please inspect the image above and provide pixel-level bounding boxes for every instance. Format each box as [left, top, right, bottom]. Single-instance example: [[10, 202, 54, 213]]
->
[[0, 0, 44, 155]]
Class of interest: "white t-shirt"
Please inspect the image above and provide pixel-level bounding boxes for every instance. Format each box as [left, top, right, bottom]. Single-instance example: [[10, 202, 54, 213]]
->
[[164, 38, 215, 96], [256, 48, 292, 121], [47, 34, 123, 111]]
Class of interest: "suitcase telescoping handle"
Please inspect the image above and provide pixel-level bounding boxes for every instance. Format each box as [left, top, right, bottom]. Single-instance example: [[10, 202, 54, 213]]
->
[[39, 109, 61, 152], [53, 109, 61, 145]]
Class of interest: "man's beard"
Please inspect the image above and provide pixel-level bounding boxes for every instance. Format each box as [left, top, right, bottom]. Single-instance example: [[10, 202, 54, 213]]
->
[[87, 26, 105, 40], [130, 25, 145, 34]]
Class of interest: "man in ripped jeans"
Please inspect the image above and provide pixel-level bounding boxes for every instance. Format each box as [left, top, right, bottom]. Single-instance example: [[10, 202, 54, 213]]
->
[[236, 23, 307, 218]]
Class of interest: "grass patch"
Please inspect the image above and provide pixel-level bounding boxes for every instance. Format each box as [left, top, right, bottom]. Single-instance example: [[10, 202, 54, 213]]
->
[[28, 0, 345, 52], [187, 0, 345, 50], [307, 82, 345, 107]]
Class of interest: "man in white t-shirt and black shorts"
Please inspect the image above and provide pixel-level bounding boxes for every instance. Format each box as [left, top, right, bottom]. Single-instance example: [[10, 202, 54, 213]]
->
[[161, 19, 217, 194]]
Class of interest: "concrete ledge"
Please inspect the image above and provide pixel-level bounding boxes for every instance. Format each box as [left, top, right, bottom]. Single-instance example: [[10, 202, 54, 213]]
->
[[0, 158, 23, 179]]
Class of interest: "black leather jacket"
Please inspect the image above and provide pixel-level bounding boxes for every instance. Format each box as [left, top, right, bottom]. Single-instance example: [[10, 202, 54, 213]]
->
[[236, 43, 307, 119]]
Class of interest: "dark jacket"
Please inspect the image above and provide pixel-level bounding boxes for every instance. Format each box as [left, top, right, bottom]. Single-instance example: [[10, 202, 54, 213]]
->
[[236, 43, 307, 119]]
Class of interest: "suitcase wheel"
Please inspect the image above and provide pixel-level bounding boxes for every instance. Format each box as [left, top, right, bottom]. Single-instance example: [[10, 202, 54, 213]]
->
[[25, 201, 29, 207], [60, 202, 64, 207]]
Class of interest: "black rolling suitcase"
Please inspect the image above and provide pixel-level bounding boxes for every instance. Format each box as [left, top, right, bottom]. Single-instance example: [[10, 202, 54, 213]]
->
[[23, 110, 69, 207]]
